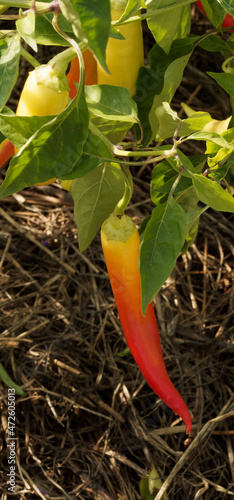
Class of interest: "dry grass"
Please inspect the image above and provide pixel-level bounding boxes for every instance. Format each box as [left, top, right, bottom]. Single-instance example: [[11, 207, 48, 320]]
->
[[0, 6, 234, 499], [0, 183, 233, 499]]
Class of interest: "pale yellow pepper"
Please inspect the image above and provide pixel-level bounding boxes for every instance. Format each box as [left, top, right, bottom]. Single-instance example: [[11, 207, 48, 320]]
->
[[97, 6, 144, 96]]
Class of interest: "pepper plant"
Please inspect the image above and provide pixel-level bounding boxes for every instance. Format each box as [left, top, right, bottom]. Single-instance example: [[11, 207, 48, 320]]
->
[[0, 0, 234, 422]]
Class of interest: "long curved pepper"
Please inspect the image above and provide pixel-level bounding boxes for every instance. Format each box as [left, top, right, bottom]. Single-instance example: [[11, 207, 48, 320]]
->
[[101, 213, 192, 433]]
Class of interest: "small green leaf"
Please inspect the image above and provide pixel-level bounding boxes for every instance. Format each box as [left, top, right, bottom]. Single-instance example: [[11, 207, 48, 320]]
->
[[175, 185, 199, 212], [59, 0, 111, 71], [181, 207, 206, 254], [176, 186, 206, 252], [192, 174, 234, 212], [0, 362, 27, 396], [155, 102, 213, 141], [34, 13, 77, 46], [219, 0, 234, 18], [0, 34, 21, 111], [207, 71, 234, 98], [59, 130, 114, 180], [140, 197, 186, 315], [149, 53, 192, 143], [135, 37, 196, 145], [151, 159, 192, 205], [207, 147, 234, 169], [117, 346, 130, 357], [198, 0, 225, 28], [206, 127, 234, 154], [199, 34, 231, 57], [115, 0, 145, 23], [71, 162, 125, 251], [16, 10, 37, 52], [0, 107, 52, 149], [139, 466, 169, 500], [147, 0, 191, 54], [175, 149, 197, 175], [208, 157, 234, 180], [86, 84, 138, 142], [184, 130, 234, 149]]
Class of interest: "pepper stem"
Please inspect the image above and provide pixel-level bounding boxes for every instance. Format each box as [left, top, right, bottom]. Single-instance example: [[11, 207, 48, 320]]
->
[[52, 13, 85, 91], [114, 166, 133, 215], [101, 213, 136, 242]]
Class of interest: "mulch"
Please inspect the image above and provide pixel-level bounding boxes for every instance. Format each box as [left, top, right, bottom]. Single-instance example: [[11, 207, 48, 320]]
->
[[0, 5, 233, 499]]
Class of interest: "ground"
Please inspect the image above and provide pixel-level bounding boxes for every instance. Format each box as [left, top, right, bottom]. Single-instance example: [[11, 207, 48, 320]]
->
[[0, 5, 233, 500]]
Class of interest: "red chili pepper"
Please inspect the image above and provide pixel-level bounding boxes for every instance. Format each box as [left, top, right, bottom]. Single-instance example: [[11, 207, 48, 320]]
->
[[101, 214, 192, 433], [67, 49, 97, 99], [196, 1, 234, 31]]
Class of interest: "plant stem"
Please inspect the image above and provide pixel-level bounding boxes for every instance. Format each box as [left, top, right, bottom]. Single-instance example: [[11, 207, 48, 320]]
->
[[48, 43, 86, 76], [52, 13, 85, 93], [90, 122, 173, 159], [20, 46, 40, 68], [113, 144, 173, 158], [0, 0, 48, 7], [114, 164, 133, 214]]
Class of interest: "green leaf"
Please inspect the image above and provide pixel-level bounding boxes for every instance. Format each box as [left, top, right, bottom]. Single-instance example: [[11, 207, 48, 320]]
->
[[184, 130, 234, 149], [208, 159, 233, 180], [139, 466, 169, 500], [135, 37, 196, 145], [58, 130, 114, 180], [207, 71, 234, 98], [155, 102, 180, 140], [147, 0, 191, 54], [155, 102, 213, 141], [0, 88, 89, 197], [117, 346, 130, 357], [219, 0, 234, 17], [115, 0, 145, 23], [16, 10, 37, 52], [149, 52, 192, 142], [181, 206, 207, 254], [59, 0, 111, 71], [206, 128, 234, 175], [199, 34, 232, 57], [108, 23, 125, 40], [34, 13, 76, 46], [206, 127, 234, 154], [175, 185, 199, 212], [192, 173, 234, 211], [71, 162, 125, 251], [156, 101, 231, 141], [0, 107, 52, 149], [151, 159, 192, 204], [175, 149, 197, 175], [139, 478, 155, 500], [198, 0, 225, 28], [86, 84, 139, 142], [0, 362, 27, 396], [0, 34, 21, 111], [175, 185, 206, 252], [140, 197, 186, 314], [207, 143, 234, 169]]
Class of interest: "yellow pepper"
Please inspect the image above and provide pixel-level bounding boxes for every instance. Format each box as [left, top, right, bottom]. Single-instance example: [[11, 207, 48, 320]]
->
[[15, 63, 69, 185], [97, 2, 144, 96], [16, 64, 69, 117]]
